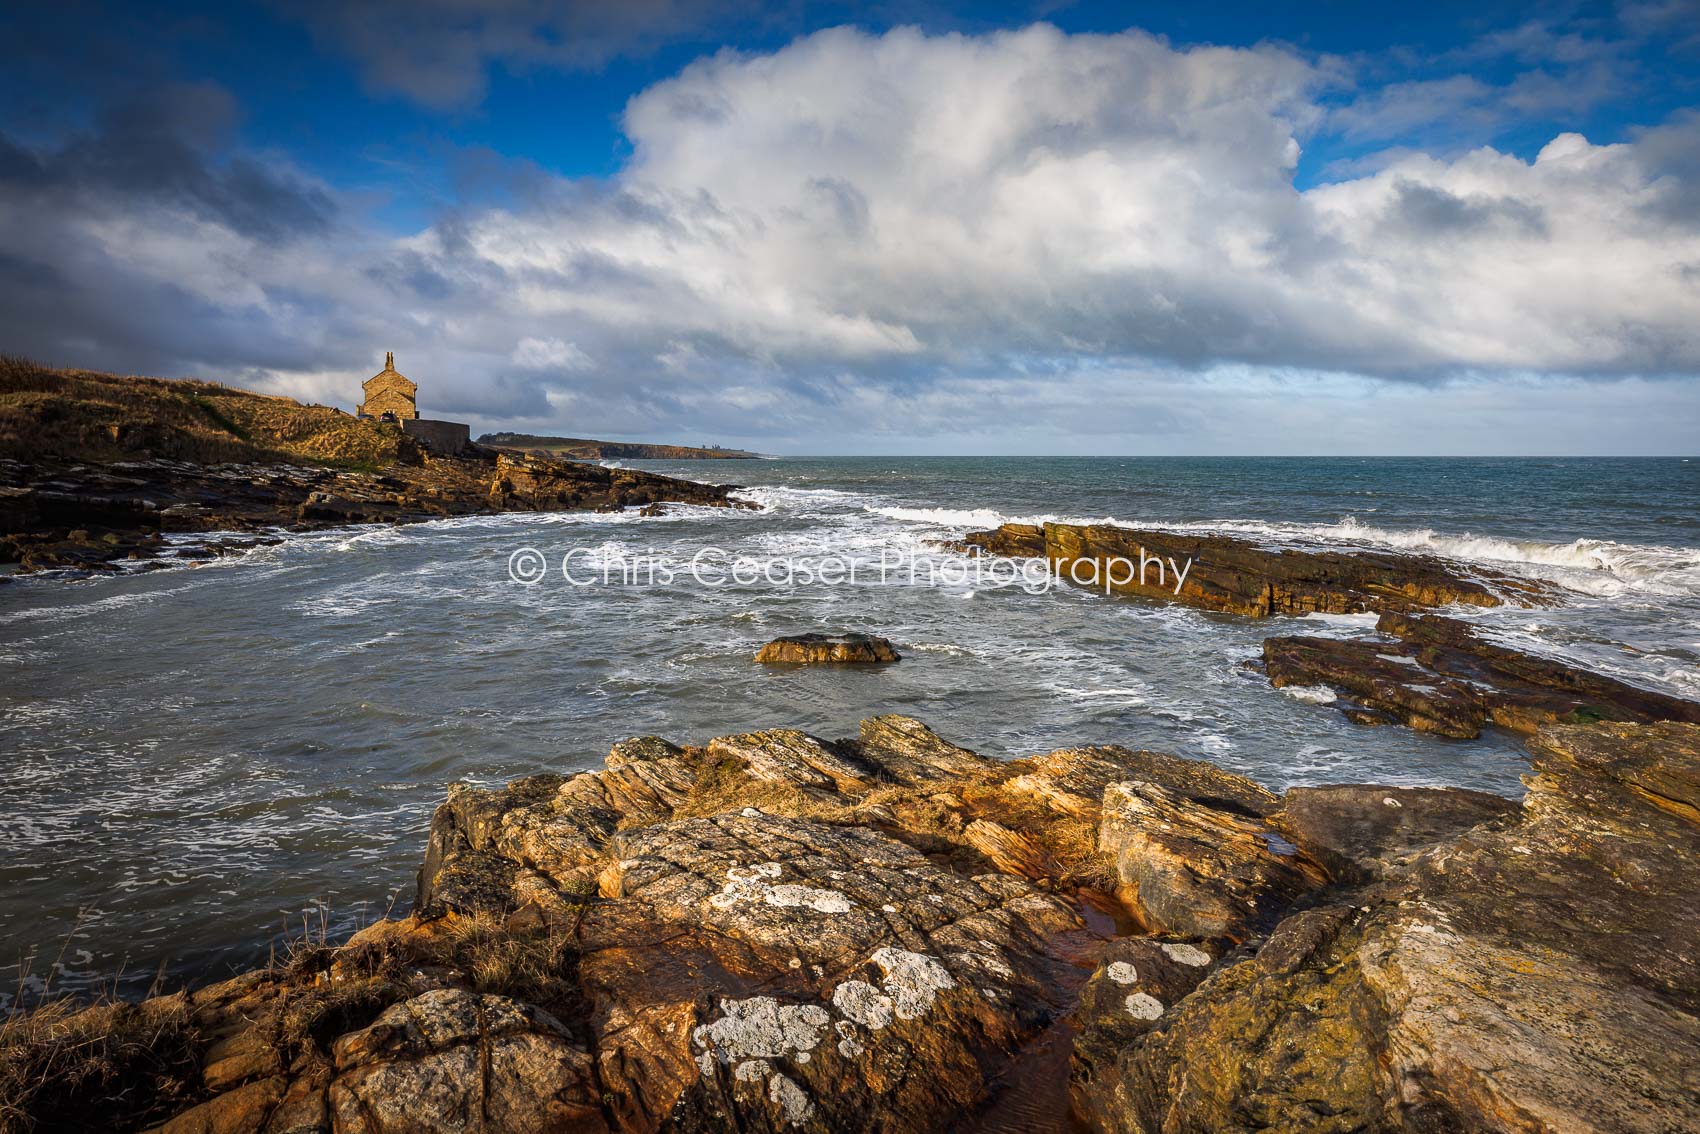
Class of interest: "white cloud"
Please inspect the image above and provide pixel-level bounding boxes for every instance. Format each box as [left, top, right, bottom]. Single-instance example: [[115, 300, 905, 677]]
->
[[511, 336, 592, 370], [4, 23, 1699, 451]]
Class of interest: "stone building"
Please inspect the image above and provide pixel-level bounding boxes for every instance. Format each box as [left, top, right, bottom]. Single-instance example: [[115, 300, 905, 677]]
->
[[354, 350, 471, 454], [357, 352, 418, 421]]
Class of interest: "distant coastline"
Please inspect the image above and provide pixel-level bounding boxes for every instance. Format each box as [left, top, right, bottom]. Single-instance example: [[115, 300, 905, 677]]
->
[[479, 431, 761, 460]]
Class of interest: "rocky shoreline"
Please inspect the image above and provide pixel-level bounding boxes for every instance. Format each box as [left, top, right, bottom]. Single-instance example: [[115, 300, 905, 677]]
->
[[0, 361, 755, 575], [8, 715, 1695, 1133], [0, 450, 751, 575]]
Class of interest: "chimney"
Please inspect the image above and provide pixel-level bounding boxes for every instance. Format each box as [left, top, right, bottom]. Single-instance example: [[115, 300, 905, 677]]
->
[[385, 351, 394, 369]]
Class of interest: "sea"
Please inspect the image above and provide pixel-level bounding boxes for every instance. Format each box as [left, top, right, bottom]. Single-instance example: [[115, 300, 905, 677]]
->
[[2, 456, 1697, 1003]]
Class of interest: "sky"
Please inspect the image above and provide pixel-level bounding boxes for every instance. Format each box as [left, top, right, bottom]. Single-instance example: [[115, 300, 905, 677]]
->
[[2, 1, 1698, 454]]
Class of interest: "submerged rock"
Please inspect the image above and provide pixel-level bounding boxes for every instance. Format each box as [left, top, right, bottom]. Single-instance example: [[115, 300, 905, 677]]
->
[[755, 633, 901, 664]]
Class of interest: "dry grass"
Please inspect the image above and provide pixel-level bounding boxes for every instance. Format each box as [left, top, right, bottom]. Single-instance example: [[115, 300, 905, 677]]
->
[[269, 907, 592, 1061], [0, 928, 201, 1134], [0, 995, 201, 1134], [0, 356, 406, 468]]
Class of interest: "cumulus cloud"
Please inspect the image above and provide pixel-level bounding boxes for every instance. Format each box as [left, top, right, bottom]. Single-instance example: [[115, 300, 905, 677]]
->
[[2, 23, 1698, 450], [440, 24, 1699, 380]]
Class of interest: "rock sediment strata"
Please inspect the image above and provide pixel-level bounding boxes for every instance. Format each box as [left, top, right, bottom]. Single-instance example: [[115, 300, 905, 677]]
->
[[755, 634, 902, 664], [957, 521, 1554, 615], [6, 718, 1691, 1133], [1264, 611, 1700, 738]]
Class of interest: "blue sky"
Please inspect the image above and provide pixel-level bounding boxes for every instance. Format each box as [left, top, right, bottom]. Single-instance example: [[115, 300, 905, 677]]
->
[[2, 1, 1698, 453]]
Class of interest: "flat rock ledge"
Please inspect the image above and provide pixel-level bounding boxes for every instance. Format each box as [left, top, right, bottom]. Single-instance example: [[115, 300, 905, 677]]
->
[[13, 718, 1696, 1134], [957, 521, 1557, 616], [755, 634, 901, 664]]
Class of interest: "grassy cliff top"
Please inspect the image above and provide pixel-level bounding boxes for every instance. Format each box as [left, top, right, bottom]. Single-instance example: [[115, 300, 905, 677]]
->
[[0, 357, 407, 468]]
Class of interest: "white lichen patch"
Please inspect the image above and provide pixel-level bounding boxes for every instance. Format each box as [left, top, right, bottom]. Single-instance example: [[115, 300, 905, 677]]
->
[[1106, 961, 1139, 984], [1382, 797, 1403, 808], [1125, 992, 1165, 1020], [1159, 942, 1212, 967], [765, 884, 853, 913], [691, 996, 831, 1074], [834, 1020, 864, 1058], [769, 1073, 814, 1125], [708, 862, 853, 914], [733, 1058, 772, 1083], [872, 947, 955, 1020], [831, 979, 894, 1030]]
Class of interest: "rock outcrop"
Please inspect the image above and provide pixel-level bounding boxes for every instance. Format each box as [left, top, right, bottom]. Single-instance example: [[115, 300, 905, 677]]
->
[[1080, 721, 1700, 1134], [0, 451, 751, 574], [957, 522, 1554, 616], [7, 718, 1696, 1134], [755, 634, 902, 665], [1263, 611, 1700, 738]]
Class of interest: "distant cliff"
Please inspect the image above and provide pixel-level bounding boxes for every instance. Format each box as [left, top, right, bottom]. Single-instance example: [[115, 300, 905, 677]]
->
[[478, 431, 760, 460]]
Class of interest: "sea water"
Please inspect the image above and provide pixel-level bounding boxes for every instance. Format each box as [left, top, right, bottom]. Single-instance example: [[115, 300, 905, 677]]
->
[[1, 456, 1696, 1000]]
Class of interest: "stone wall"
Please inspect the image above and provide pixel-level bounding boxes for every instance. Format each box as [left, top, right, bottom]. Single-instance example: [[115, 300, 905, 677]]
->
[[401, 418, 471, 454]]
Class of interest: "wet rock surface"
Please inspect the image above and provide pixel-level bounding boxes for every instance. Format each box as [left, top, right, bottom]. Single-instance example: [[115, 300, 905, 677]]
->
[[1264, 611, 1700, 739], [957, 521, 1555, 616], [0, 451, 750, 574], [9, 717, 1692, 1134], [754, 634, 901, 664]]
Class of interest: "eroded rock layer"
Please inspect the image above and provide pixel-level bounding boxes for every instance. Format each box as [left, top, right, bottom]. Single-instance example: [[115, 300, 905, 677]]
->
[[957, 522, 1554, 616]]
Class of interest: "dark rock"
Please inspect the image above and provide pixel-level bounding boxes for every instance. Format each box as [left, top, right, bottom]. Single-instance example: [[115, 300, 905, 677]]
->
[[958, 520, 1555, 616], [1379, 610, 1700, 732], [1264, 634, 1486, 737], [1, 450, 753, 573], [754, 632, 901, 664], [1263, 613, 1700, 739]]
